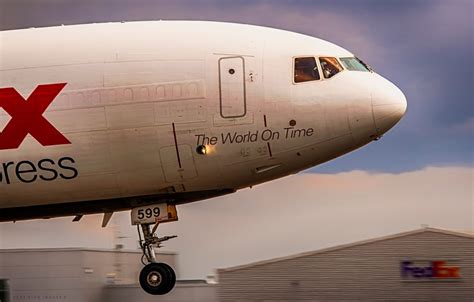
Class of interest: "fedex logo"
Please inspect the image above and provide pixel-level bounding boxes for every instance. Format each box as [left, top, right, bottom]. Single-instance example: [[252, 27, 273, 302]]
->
[[401, 260, 461, 279], [0, 83, 70, 150]]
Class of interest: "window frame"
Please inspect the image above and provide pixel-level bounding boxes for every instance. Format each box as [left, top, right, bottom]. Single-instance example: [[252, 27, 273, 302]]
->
[[292, 56, 322, 85], [292, 55, 353, 85], [318, 56, 345, 79], [339, 56, 372, 72]]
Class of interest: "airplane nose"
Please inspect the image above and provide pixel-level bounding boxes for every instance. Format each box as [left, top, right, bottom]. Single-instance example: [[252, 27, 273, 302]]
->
[[371, 76, 407, 135]]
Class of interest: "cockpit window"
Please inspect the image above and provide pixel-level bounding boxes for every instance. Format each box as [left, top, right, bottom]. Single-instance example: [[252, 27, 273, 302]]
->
[[319, 57, 343, 79], [294, 57, 320, 83], [339, 57, 372, 72]]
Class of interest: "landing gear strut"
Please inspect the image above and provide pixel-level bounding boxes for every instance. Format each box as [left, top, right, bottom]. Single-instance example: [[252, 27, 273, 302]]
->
[[133, 204, 178, 295]]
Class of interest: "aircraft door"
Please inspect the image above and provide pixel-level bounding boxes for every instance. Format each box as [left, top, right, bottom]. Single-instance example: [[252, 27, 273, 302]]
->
[[218, 56, 246, 118]]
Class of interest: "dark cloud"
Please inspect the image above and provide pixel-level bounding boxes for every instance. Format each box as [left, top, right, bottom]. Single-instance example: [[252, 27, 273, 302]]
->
[[0, 0, 472, 172]]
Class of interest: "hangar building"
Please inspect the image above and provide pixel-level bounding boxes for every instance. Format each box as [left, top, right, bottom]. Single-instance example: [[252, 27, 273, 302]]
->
[[217, 228, 473, 301], [0, 228, 471, 301], [0, 248, 177, 302]]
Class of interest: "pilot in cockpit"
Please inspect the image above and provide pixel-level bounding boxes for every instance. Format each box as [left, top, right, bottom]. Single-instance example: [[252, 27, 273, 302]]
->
[[319, 57, 343, 79]]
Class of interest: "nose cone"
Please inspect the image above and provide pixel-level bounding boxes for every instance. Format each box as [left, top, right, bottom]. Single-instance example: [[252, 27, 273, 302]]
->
[[371, 75, 407, 135]]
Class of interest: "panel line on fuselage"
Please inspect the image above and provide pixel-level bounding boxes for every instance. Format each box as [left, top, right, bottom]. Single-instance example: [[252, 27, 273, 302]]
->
[[262, 114, 273, 158], [171, 122, 182, 169]]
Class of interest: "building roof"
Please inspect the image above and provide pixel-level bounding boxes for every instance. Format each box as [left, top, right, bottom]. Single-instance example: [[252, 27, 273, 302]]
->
[[218, 227, 473, 273]]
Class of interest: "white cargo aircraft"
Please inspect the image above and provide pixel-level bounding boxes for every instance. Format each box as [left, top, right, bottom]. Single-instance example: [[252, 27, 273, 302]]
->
[[0, 21, 406, 294]]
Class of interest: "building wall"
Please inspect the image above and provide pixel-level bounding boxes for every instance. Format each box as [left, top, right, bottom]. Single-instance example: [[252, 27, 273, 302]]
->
[[218, 231, 474, 301], [0, 249, 176, 302], [0, 250, 86, 302]]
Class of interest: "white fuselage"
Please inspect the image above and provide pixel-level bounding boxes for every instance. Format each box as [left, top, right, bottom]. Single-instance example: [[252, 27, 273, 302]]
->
[[0, 21, 406, 217]]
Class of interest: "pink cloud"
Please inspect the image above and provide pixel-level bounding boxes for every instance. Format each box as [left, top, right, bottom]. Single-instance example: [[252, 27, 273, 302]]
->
[[1, 166, 471, 279]]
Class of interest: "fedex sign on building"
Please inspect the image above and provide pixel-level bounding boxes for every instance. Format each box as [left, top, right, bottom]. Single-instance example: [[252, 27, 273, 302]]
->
[[401, 260, 461, 280]]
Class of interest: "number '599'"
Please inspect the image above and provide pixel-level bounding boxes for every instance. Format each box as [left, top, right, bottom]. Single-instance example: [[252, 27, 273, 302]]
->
[[137, 207, 160, 219]]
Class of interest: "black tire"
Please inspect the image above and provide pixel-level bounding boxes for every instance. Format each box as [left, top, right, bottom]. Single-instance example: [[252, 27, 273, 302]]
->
[[158, 262, 176, 293], [139, 263, 173, 295]]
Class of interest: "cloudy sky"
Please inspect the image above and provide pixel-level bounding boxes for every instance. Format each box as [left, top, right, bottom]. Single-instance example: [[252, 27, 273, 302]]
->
[[0, 0, 472, 279]]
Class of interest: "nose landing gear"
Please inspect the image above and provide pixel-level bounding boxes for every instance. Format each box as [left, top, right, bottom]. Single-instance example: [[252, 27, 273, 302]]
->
[[133, 204, 178, 295]]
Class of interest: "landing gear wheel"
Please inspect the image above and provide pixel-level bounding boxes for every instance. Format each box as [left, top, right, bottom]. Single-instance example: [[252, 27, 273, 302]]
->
[[159, 262, 177, 290], [136, 221, 178, 295], [139, 263, 176, 295]]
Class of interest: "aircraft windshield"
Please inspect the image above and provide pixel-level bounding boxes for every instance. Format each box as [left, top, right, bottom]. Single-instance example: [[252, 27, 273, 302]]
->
[[339, 57, 372, 72], [294, 57, 320, 83], [319, 57, 343, 79]]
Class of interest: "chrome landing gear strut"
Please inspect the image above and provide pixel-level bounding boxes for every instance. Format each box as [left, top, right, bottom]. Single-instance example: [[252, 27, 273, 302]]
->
[[132, 204, 178, 295]]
